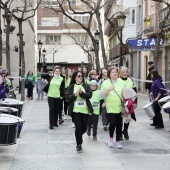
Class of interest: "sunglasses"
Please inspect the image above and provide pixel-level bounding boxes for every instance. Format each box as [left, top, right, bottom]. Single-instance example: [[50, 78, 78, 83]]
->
[[77, 75, 83, 78]]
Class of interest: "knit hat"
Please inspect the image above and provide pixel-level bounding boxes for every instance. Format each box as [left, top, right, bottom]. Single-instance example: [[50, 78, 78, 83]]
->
[[90, 80, 98, 86]]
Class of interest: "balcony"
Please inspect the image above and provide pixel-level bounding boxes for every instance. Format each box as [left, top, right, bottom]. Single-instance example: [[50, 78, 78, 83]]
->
[[144, 26, 156, 34]]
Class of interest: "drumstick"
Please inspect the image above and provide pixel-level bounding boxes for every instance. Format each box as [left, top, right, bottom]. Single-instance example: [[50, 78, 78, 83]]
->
[[160, 88, 169, 91]]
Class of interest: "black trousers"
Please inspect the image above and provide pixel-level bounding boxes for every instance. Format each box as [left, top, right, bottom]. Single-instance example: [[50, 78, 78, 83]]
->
[[102, 107, 109, 126], [48, 97, 60, 127], [64, 100, 69, 116], [73, 112, 88, 146], [108, 113, 122, 141], [87, 114, 99, 136], [152, 100, 164, 126], [27, 85, 34, 98], [59, 99, 63, 120]]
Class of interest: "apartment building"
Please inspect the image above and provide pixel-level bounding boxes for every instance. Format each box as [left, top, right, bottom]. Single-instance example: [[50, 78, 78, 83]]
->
[[37, 0, 92, 71], [104, 0, 137, 70]]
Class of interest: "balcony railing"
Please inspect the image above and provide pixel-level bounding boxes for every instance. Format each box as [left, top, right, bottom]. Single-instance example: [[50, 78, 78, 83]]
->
[[144, 26, 155, 34]]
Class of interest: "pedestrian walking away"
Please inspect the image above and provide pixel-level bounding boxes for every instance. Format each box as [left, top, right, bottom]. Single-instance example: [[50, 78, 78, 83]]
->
[[25, 70, 35, 100], [87, 80, 103, 141], [41, 65, 65, 129], [101, 67, 125, 149], [119, 66, 137, 140], [65, 71, 93, 153], [150, 69, 166, 129]]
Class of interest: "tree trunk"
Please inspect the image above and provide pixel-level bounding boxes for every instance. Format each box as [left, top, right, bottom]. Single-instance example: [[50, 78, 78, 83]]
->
[[6, 18, 11, 74], [0, 8, 2, 66], [96, 9, 107, 68], [18, 20, 25, 101]]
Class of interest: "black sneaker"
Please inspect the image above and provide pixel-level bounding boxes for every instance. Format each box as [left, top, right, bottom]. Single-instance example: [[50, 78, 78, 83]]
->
[[59, 119, 64, 124], [76, 145, 83, 153], [150, 123, 157, 126], [49, 126, 54, 129], [54, 124, 58, 127], [155, 125, 164, 129], [123, 131, 129, 140]]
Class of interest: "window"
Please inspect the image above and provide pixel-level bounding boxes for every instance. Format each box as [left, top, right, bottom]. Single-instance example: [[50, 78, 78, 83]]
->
[[132, 9, 135, 24], [64, 15, 89, 23], [46, 35, 61, 44], [138, 5, 141, 24], [41, 17, 59, 26], [159, 7, 169, 21], [73, 34, 88, 43], [69, 0, 76, 10], [42, 0, 58, 7]]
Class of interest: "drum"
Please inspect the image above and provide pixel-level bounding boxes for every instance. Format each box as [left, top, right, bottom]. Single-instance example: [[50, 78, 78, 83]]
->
[[0, 107, 19, 116], [143, 102, 154, 118], [0, 116, 19, 145], [0, 114, 25, 138], [162, 101, 170, 114], [0, 99, 24, 117], [158, 96, 170, 107]]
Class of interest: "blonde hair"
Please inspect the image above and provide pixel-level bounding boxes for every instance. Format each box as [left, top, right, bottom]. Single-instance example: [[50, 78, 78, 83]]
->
[[118, 66, 130, 78], [88, 70, 96, 79]]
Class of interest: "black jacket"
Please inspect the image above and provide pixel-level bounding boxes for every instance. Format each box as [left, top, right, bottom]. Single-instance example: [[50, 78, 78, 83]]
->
[[65, 83, 93, 116], [41, 73, 65, 97]]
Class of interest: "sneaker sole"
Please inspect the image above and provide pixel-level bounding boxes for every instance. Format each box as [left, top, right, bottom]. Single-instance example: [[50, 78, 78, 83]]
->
[[77, 150, 83, 153]]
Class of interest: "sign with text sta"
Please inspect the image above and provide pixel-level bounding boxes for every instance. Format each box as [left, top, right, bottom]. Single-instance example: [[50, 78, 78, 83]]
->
[[128, 38, 164, 47]]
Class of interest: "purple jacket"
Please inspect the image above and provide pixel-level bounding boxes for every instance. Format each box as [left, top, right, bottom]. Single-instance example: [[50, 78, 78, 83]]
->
[[151, 77, 165, 99]]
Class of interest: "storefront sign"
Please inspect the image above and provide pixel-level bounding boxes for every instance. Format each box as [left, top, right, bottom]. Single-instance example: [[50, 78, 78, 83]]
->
[[128, 38, 164, 47]]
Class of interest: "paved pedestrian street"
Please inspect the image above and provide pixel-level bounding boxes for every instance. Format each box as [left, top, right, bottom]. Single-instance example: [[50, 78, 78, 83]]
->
[[1, 93, 170, 170]]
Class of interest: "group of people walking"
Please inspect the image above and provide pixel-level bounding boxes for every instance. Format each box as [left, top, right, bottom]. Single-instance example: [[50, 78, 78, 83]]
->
[[39, 65, 140, 153]]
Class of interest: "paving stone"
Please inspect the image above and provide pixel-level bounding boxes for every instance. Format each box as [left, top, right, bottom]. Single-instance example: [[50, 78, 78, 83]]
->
[[10, 157, 86, 170]]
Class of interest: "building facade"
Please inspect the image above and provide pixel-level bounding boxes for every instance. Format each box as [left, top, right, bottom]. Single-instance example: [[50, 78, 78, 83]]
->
[[37, 0, 93, 71]]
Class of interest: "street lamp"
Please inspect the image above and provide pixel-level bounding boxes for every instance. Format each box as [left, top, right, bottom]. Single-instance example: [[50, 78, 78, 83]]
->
[[2, 13, 10, 27], [42, 48, 46, 71], [38, 40, 42, 71], [117, 13, 126, 67], [94, 30, 100, 72], [90, 47, 95, 69]]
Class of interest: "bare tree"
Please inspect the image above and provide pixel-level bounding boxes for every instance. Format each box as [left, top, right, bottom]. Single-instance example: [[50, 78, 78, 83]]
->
[[8, 0, 42, 101], [46, 0, 109, 71], [0, 7, 2, 66], [152, 0, 170, 68]]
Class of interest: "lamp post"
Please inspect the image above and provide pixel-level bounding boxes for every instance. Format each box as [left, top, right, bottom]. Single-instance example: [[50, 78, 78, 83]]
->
[[128, 47, 133, 76], [94, 30, 100, 72], [90, 47, 95, 70], [17, 33, 24, 93], [117, 13, 126, 67], [42, 48, 46, 72], [38, 40, 42, 71]]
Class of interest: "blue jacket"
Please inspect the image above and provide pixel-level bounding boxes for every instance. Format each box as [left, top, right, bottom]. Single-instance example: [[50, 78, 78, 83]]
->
[[151, 77, 165, 99]]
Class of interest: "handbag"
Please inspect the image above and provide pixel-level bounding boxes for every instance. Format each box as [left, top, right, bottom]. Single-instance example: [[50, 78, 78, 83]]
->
[[42, 76, 53, 93]]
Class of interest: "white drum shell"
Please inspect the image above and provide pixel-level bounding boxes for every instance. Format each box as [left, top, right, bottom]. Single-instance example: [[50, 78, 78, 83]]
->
[[143, 102, 154, 118]]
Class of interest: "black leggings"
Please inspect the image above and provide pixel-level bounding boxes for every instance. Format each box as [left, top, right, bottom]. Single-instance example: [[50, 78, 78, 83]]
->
[[73, 112, 88, 146], [107, 113, 122, 141], [48, 97, 60, 127], [27, 85, 34, 98], [87, 114, 99, 136]]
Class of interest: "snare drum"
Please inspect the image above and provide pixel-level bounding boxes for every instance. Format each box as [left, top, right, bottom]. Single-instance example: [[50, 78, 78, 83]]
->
[[162, 101, 170, 114], [0, 116, 19, 145], [158, 96, 170, 107], [143, 102, 154, 118], [0, 114, 25, 138], [0, 107, 19, 116], [0, 99, 24, 117]]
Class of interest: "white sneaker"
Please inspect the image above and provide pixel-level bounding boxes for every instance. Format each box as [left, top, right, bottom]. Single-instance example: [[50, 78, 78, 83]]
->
[[108, 138, 113, 148], [64, 115, 67, 120], [71, 123, 75, 128], [116, 141, 122, 149]]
